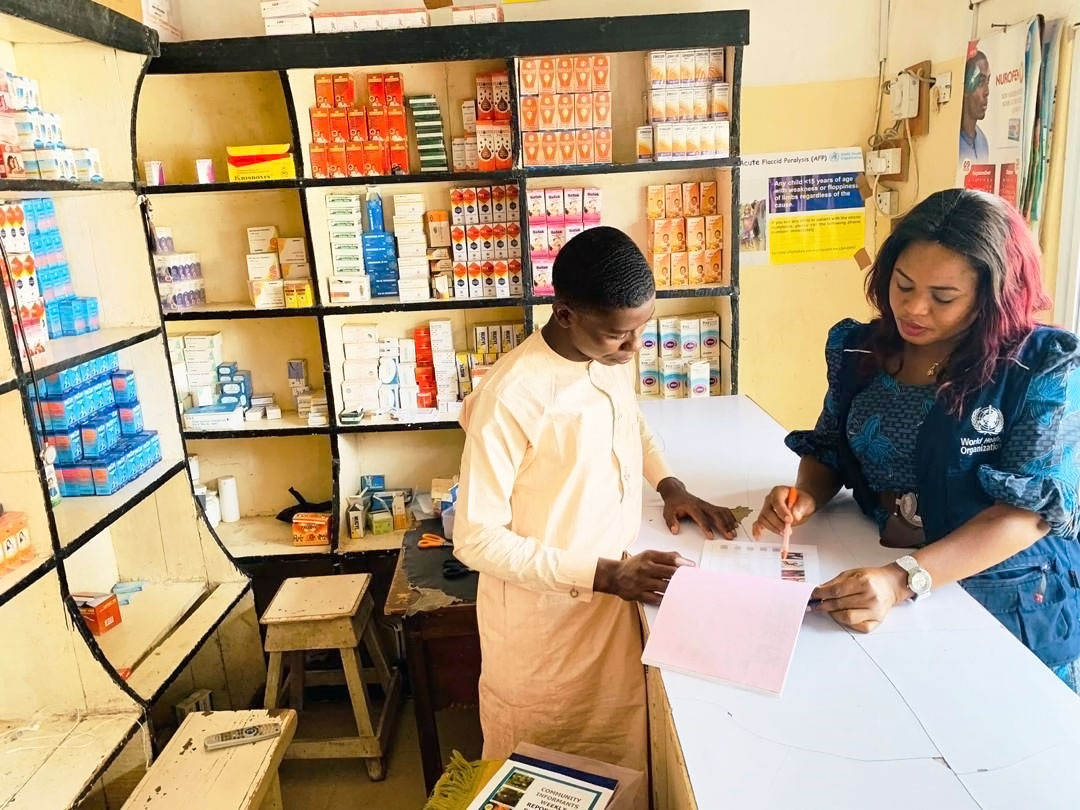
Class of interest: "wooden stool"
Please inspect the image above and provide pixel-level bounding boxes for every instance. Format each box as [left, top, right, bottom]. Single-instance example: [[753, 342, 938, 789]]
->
[[260, 574, 403, 780], [122, 709, 297, 809]]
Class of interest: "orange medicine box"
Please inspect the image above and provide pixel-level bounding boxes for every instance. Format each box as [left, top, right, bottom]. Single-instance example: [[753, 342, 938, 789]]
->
[[348, 109, 368, 142], [705, 248, 724, 284], [522, 132, 541, 166], [573, 56, 592, 92], [520, 96, 539, 131], [389, 141, 409, 174], [556, 57, 574, 93], [671, 251, 689, 287], [594, 128, 612, 164], [650, 218, 673, 254], [309, 143, 328, 179], [367, 107, 389, 141], [346, 142, 366, 177], [665, 184, 683, 218], [492, 70, 512, 122], [385, 72, 404, 106], [594, 92, 612, 128], [671, 217, 687, 252], [574, 94, 593, 129], [327, 143, 348, 178], [519, 58, 540, 95], [538, 57, 556, 92], [387, 106, 407, 142], [556, 95, 575, 130], [292, 512, 331, 546], [315, 73, 335, 108], [688, 250, 707, 285], [592, 54, 611, 91], [495, 124, 513, 170], [701, 181, 718, 215], [706, 215, 724, 250], [576, 129, 594, 164], [685, 216, 705, 252], [683, 183, 701, 216], [540, 132, 559, 166], [647, 185, 665, 220], [333, 73, 355, 108], [310, 107, 331, 143], [539, 93, 557, 130], [476, 73, 494, 121], [362, 141, 386, 175], [367, 73, 387, 107], [329, 109, 349, 143], [651, 252, 671, 289], [74, 592, 122, 636], [558, 131, 576, 165]]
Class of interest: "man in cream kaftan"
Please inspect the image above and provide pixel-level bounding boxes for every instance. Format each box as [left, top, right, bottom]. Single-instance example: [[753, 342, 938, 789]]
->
[[453, 226, 735, 785]]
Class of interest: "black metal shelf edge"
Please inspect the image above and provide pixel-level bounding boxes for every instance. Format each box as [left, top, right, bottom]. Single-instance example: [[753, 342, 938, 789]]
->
[[523, 158, 737, 178], [0, 180, 136, 193], [231, 550, 333, 563], [657, 286, 736, 299], [184, 425, 331, 439], [307, 170, 514, 188], [140, 180, 300, 194], [163, 307, 321, 321], [325, 298, 524, 315], [0, 376, 17, 395], [59, 459, 186, 560], [149, 11, 749, 73], [27, 326, 161, 381], [142, 580, 252, 706], [335, 421, 461, 434], [0, 555, 57, 610], [1, 0, 159, 55]]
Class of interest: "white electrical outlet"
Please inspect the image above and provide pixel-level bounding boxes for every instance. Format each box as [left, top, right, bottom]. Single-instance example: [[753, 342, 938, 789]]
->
[[865, 148, 902, 176], [876, 188, 899, 216], [935, 72, 952, 105], [890, 72, 920, 120]]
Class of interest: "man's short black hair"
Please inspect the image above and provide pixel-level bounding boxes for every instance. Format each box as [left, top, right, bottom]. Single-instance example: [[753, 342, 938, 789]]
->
[[552, 226, 655, 310]]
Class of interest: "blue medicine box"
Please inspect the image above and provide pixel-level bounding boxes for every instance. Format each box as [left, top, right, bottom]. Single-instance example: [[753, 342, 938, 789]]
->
[[366, 193, 384, 232], [110, 370, 138, 405], [45, 428, 83, 464], [117, 402, 144, 436], [90, 454, 123, 495]]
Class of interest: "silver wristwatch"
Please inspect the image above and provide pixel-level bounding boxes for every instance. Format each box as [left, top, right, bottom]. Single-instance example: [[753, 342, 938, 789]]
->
[[895, 555, 932, 601]]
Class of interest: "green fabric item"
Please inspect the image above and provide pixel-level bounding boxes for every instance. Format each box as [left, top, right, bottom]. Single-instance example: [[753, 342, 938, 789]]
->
[[423, 750, 504, 810]]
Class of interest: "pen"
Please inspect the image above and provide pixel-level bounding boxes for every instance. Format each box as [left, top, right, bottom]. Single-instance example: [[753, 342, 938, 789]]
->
[[781, 486, 798, 561]]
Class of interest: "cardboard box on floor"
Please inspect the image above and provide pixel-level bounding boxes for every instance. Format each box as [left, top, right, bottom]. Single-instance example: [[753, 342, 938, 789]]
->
[[513, 742, 647, 810]]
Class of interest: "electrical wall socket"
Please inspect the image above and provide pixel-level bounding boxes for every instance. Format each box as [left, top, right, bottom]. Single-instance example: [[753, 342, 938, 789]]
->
[[876, 189, 899, 216], [890, 72, 920, 120], [866, 148, 902, 176], [935, 71, 952, 105]]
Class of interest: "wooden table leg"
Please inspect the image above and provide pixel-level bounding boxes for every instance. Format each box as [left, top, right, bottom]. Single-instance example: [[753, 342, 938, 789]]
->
[[404, 614, 443, 795]]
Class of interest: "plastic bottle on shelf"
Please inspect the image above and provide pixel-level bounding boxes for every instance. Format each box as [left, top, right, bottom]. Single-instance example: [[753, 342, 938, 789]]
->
[[42, 445, 61, 506]]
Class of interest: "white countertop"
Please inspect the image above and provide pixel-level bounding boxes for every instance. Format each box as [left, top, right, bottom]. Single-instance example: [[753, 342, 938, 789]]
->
[[634, 396, 1080, 809]]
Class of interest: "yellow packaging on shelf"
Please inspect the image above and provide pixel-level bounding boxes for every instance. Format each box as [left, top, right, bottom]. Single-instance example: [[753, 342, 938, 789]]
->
[[225, 144, 296, 182], [284, 279, 314, 308]]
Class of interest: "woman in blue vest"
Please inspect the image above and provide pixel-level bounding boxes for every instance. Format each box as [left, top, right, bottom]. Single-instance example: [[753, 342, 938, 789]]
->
[[753, 188, 1080, 691]]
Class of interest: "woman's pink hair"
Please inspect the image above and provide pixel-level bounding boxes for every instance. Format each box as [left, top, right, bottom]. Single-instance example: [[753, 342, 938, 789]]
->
[[865, 189, 1051, 413]]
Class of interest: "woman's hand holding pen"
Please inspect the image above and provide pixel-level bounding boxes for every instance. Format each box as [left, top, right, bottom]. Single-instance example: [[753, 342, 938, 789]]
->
[[810, 565, 910, 633], [751, 486, 818, 540]]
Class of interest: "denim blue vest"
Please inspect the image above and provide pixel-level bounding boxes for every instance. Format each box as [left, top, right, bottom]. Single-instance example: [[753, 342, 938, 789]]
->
[[830, 323, 1080, 668]]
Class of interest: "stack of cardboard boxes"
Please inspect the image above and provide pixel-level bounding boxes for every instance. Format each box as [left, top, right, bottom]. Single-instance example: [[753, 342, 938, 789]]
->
[[638, 313, 722, 400], [646, 182, 725, 288], [526, 187, 601, 296], [449, 184, 522, 300]]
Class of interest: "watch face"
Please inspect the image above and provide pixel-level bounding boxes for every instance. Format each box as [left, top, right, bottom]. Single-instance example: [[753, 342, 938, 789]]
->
[[910, 570, 931, 595], [898, 492, 923, 527]]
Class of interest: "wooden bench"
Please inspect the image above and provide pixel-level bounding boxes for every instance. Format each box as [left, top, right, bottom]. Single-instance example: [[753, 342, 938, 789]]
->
[[122, 709, 297, 809], [261, 574, 403, 780]]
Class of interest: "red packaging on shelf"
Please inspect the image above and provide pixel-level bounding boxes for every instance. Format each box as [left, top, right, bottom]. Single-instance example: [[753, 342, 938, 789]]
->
[[346, 142, 366, 177], [477, 124, 497, 172], [74, 593, 122, 636], [491, 184, 507, 220], [309, 143, 329, 179], [315, 73, 335, 108], [476, 73, 494, 121], [367, 73, 387, 107], [387, 105, 408, 142], [384, 72, 405, 106], [333, 73, 355, 108], [362, 141, 386, 175], [388, 141, 409, 174], [495, 125, 512, 171], [492, 70, 512, 123], [347, 109, 368, 142], [329, 109, 349, 143], [328, 143, 348, 178], [309, 107, 331, 144], [367, 106, 389, 141]]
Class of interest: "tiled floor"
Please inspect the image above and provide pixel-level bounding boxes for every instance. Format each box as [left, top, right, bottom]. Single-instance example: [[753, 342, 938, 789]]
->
[[279, 697, 483, 810]]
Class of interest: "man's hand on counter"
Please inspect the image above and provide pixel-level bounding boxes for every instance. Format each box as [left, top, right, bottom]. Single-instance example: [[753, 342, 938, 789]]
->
[[594, 551, 694, 606], [657, 477, 737, 540]]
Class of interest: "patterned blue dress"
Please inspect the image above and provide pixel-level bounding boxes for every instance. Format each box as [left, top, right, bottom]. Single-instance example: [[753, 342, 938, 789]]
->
[[788, 320, 1080, 692]]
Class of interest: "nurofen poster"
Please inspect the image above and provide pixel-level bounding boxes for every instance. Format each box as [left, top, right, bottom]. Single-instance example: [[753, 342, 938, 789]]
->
[[957, 18, 1041, 206], [739, 148, 866, 266]]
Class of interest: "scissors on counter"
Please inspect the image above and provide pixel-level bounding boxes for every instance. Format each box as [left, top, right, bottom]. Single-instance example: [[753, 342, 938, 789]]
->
[[418, 532, 452, 549]]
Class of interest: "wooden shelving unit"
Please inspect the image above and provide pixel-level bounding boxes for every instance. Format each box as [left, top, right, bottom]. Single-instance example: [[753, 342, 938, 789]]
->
[[0, 4, 265, 807], [135, 12, 746, 569]]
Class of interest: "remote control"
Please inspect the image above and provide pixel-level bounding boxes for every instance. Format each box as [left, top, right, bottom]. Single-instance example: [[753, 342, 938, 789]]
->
[[203, 723, 282, 751]]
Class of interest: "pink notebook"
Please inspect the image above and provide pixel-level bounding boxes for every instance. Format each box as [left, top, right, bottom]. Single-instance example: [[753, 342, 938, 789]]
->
[[642, 566, 815, 695]]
